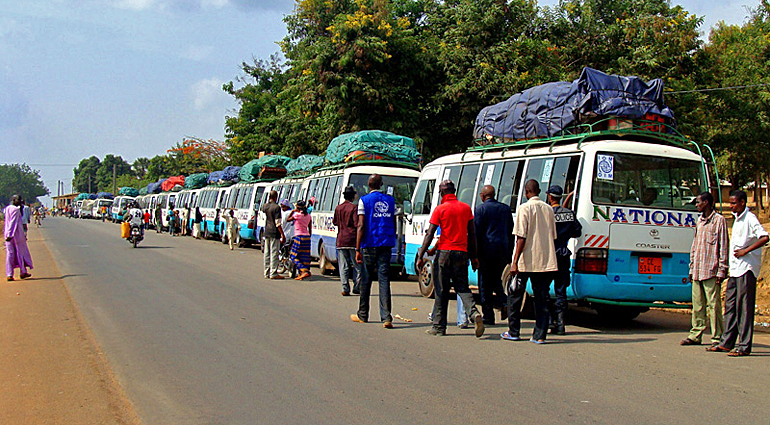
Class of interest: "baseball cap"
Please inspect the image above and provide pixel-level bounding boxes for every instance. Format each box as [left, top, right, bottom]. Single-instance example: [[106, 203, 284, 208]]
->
[[546, 185, 564, 197]]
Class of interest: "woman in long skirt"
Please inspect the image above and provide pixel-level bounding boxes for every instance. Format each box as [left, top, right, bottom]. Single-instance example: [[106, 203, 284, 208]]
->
[[287, 200, 312, 280]]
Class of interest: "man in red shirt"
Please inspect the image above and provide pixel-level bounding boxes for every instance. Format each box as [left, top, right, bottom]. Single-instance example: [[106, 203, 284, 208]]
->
[[416, 180, 484, 337]]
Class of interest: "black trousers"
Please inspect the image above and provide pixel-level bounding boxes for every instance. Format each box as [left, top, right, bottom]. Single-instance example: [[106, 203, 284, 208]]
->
[[551, 255, 571, 318], [478, 256, 507, 323], [720, 271, 756, 353], [507, 272, 554, 341], [432, 250, 479, 331]]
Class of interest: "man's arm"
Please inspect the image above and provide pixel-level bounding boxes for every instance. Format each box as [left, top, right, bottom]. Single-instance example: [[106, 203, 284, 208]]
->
[[467, 219, 478, 270], [355, 213, 365, 264], [716, 218, 728, 279], [416, 223, 439, 270], [510, 236, 526, 274]]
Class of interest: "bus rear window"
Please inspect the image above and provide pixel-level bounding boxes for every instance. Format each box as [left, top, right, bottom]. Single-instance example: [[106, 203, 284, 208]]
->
[[592, 152, 703, 210]]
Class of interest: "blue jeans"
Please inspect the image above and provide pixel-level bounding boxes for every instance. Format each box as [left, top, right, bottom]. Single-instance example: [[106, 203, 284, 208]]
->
[[337, 248, 362, 294], [356, 246, 392, 322]]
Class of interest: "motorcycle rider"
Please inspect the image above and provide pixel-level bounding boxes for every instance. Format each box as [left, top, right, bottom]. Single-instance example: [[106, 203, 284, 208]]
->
[[124, 201, 145, 240]]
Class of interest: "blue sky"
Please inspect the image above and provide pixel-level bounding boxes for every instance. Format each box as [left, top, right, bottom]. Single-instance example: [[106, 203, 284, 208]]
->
[[0, 0, 759, 205]]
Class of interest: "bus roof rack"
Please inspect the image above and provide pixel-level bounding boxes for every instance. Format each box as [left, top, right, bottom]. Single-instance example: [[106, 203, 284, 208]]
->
[[288, 159, 421, 177], [468, 117, 699, 154]]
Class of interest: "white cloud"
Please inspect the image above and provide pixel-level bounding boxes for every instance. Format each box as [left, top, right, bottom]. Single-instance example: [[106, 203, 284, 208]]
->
[[191, 77, 226, 110], [182, 44, 214, 61], [114, 0, 157, 11], [201, 0, 229, 9]]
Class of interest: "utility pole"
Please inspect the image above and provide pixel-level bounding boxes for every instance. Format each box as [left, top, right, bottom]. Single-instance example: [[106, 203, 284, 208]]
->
[[112, 164, 117, 195], [88, 174, 91, 193]]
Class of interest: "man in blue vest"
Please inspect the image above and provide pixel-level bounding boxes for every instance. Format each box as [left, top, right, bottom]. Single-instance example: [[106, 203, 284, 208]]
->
[[350, 174, 397, 329]]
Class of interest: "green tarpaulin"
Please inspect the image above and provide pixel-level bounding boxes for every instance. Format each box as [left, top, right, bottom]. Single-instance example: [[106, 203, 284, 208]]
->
[[238, 155, 291, 183], [287, 155, 325, 175], [185, 173, 209, 189], [324, 130, 421, 164]]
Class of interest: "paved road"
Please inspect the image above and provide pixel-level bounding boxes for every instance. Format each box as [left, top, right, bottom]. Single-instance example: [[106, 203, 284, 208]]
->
[[41, 217, 770, 425]]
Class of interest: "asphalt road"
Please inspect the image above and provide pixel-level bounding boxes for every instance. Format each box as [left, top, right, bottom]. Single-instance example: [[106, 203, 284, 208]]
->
[[41, 217, 770, 425]]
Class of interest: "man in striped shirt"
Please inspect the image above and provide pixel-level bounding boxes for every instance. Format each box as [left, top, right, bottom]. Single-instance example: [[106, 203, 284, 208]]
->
[[681, 192, 728, 347]]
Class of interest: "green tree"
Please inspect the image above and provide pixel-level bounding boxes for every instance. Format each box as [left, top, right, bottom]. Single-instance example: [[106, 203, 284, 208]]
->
[[0, 164, 49, 206], [132, 157, 151, 179], [95, 154, 132, 193], [73, 156, 100, 193]]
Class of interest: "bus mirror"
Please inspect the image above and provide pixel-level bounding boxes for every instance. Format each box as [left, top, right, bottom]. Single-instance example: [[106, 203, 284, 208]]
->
[[403, 200, 412, 215]]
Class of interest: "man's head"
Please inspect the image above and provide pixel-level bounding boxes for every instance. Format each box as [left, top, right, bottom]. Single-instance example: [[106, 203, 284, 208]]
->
[[343, 185, 357, 201], [229, 209, 235, 217], [479, 185, 495, 202], [269, 190, 278, 202], [280, 199, 291, 210], [368, 174, 383, 190], [546, 185, 563, 205], [695, 192, 714, 214], [729, 190, 747, 215], [439, 180, 456, 197], [642, 187, 657, 206], [524, 179, 540, 199], [10, 194, 21, 206]]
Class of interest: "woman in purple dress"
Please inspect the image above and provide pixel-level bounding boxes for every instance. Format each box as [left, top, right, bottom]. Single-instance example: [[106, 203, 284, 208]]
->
[[4, 195, 33, 281]]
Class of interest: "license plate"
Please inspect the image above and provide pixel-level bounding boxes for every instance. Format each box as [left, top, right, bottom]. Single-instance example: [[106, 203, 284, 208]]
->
[[638, 257, 662, 274]]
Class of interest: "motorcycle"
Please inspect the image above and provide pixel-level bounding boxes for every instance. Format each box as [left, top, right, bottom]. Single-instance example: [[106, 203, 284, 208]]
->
[[128, 225, 144, 248]]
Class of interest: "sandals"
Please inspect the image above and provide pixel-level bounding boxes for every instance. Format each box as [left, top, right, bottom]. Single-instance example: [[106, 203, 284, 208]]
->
[[6, 276, 13, 282], [679, 338, 701, 346], [728, 350, 750, 357], [19, 273, 31, 280], [500, 331, 521, 341], [706, 345, 731, 353]]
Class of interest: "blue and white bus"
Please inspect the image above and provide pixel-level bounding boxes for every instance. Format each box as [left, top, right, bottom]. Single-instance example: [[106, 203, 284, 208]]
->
[[111, 196, 135, 222], [403, 126, 718, 320], [299, 162, 420, 274], [216, 181, 273, 247]]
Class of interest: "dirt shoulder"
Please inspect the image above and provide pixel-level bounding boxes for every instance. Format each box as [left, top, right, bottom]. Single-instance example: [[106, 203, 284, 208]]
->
[[0, 227, 141, 425]]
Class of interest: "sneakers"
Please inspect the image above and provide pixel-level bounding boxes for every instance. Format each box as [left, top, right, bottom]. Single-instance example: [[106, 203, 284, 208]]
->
[[529, 338, 546, 344], [474, 314, 485, 338], [425, 328, 446, 336], [383, 321, 393, 329]]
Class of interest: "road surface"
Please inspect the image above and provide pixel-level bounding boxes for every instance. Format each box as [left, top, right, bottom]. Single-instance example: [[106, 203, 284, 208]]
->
[[41, 217, 770, 424]]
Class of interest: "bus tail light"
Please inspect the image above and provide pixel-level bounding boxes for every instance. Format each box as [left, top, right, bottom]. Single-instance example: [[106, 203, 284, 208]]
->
[[575, 248, 608, 274], [247, 215, 255, 229]]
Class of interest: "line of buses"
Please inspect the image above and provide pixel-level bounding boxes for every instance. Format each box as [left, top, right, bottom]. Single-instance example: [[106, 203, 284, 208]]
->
[[106, 122, 719, 321]]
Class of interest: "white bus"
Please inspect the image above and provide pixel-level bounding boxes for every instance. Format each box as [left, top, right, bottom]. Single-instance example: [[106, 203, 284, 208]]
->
[[195, 186, 232, 240], [255, 176, 306, 248], [217, 181, 273, 247], [403, 128, 717, 321], [111, 196, 135, 222], [299, 162, 419, 274]]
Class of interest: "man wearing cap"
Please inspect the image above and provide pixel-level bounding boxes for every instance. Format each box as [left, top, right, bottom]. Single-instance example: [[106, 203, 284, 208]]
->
[[416, 180, 485, 337], [279, 199, 295, 243], [503, 179, 557, 344], [546, 185, 582, 335], [333, 185, 362, 296], [474, 184, 514, 325]]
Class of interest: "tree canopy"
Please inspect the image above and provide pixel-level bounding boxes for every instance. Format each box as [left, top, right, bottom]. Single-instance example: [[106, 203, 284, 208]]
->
[[0, 164, 49, 206]]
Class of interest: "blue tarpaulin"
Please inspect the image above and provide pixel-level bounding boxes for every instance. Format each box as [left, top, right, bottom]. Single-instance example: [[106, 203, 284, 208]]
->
[[473, 68, 676, 141], [222, 166, 241, 182], [207, 171, 225, 184]]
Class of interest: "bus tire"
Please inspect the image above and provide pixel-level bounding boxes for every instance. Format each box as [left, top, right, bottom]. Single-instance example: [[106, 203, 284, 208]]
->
[[318, 242, 334, 275], [259, 230, 264, 252], [594, 305, 646, 323], [418, 259, 434, 298]]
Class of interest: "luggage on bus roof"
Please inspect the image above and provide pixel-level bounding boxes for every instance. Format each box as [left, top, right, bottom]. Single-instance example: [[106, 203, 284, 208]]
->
[[324, 130, 421, 165], [473, 67, 676, 142]]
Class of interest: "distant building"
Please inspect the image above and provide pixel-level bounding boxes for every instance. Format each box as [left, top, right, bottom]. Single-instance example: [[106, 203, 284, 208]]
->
[[52, 193, 79, 209]]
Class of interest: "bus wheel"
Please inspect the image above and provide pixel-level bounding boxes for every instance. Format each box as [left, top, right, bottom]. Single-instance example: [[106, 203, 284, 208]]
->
[[259, 231, 264, 252], [594, 305, 647, 323], [418, 259, 434, 298], [318, 243, 334, 275]]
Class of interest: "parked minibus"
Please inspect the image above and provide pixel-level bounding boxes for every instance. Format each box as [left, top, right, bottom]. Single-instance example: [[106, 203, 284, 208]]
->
[[195, 186, 232, 240], [255, 176, 306, 248], [216, 181, 274, 246], [111, 196, 135, 222], [297, 162, 420, 274], [403, 126, 718, 321]]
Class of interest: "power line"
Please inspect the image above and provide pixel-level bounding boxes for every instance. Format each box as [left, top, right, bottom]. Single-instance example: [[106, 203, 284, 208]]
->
[[667, 82, 770, 95]]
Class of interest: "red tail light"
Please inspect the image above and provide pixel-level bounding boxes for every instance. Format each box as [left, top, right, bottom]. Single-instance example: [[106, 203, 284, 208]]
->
[[575, 248, 608, 274]]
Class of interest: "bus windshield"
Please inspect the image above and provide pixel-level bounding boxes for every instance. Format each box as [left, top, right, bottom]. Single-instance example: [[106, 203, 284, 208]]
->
[[592, 152, 704, 210], [348, 173, 418, 205]]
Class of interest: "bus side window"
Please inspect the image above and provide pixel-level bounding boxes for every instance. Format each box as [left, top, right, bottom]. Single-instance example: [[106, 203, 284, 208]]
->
[[413, 179, 436, 214], [480, 161, 504, 191], [498, 160, 524, 212], [253, 187, 265, 211], [325, 176, 342, 210], [456, 164, 480, 207], [523, 158, 548, 200], [548, 155, 581, 211]]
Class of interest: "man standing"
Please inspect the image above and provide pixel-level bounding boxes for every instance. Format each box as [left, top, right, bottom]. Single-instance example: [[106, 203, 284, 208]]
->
[[680, 192, 728, 347], [154, 204, 163, 233], [226, 209, 240, 250], [416, 180, 484, 337], [474, 185, 514, 325], [280, 199, 294, 242], [260, 190, 285, 279], [333, 185, 362, 296], [20, 200, 30, 234], [503, 180, 557, 344], [546, 185, 582, 335], [350, 174, 396, 329], [708, 190, 768, 356], [4, 195, 33, 281]]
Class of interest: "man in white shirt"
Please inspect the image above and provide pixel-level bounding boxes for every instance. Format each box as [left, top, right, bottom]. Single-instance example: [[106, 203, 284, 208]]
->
[[708, 190, 768, 356]]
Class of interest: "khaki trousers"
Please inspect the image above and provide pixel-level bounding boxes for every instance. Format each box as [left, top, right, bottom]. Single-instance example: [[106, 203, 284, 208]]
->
[[688, 277, 724, 344]]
